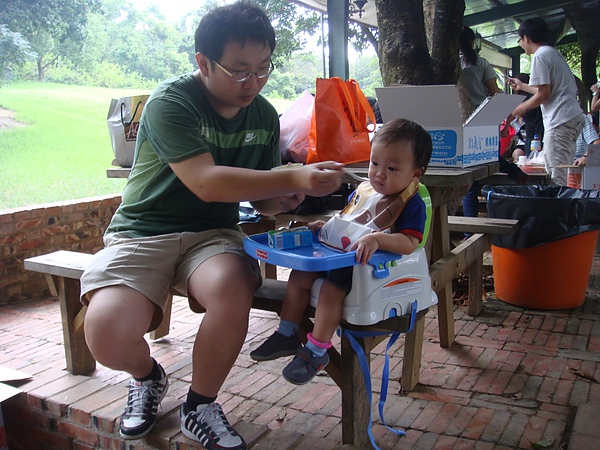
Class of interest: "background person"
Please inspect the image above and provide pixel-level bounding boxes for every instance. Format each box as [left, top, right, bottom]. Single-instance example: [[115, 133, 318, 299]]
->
[[505, 73, 545, 161], [458, 26, 527, 226], [508, 18, 584, 186], [80, 3, 343, 450]]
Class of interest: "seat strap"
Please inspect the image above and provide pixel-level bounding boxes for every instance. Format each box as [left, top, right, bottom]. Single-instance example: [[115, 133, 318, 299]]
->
[[339, 300, 418, 450]]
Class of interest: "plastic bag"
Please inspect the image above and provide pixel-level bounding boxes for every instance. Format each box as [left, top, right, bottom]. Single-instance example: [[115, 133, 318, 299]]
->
[[483, 185, 600, 249], [279, 90, 314, 163], [307, 77, 375, 164], [107, 94, 149, 167]]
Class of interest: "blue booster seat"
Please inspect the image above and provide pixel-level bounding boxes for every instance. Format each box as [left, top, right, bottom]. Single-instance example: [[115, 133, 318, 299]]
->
[[244, 183, 438, 326]]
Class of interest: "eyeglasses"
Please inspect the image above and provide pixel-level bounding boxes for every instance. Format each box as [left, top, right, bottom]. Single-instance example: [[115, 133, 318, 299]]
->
[[211, 59, 274, 83], [517, 37, 522, 44]]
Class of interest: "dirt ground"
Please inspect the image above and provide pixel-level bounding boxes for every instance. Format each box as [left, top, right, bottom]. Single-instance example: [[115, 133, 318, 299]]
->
[[0, 108, 25, 130]]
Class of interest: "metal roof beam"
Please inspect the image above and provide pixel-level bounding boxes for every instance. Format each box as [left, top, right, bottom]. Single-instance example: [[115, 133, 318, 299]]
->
[[464, 0, 575, 26]]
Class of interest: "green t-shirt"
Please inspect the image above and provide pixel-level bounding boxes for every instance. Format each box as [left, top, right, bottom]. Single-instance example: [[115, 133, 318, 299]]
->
[[107, 73, 281, 237]]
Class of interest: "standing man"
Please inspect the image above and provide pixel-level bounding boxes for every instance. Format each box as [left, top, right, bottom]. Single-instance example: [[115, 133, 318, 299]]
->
[[80, 2, 343, 449], [508, 18, 583, 186]]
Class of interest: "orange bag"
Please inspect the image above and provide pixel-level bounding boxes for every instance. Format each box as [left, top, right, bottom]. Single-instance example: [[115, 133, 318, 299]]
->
[[306, 77, 376, 164]]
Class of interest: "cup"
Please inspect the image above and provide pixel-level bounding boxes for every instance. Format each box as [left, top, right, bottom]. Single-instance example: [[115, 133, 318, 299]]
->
[[518, 155, 527, 164]]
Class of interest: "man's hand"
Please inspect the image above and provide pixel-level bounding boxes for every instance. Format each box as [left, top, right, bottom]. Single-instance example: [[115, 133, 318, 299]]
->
[[294, 161, 345, 197], [273, 193, 305, 212], [308, 220, 326, 233], [508, 77, 523, 92]]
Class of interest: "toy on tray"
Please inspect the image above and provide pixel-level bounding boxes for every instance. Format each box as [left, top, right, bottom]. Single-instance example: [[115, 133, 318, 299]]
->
[[243, 232, 437, 326], [268, 226, 313, 250]]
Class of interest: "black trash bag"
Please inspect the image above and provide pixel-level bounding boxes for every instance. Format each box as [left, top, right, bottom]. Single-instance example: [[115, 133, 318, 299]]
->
[[482, 185, 600, 249]]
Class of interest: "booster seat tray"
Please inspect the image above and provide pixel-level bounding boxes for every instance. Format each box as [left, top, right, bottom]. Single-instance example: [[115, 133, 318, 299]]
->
[[243, 232, 402, 272]]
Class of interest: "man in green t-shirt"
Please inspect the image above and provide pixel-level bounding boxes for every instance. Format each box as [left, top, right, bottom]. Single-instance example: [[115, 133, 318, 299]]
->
[[80, 3, 343, 449]]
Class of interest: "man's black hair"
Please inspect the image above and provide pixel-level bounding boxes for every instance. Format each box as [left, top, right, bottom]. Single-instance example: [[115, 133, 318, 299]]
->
[[518, 18, 549, 44], [194, 1, 276, 61]]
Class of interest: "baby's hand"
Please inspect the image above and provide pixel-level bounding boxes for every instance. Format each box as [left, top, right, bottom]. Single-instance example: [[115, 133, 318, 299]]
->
[[308, 220, 326, 232], [351, 234, 379, 265]]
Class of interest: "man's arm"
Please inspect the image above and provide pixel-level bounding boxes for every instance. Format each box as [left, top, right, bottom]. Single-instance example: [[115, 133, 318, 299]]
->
[[513, 84, 550, 118], [170, 152, 344, 212], [591, 84, 600, 113]]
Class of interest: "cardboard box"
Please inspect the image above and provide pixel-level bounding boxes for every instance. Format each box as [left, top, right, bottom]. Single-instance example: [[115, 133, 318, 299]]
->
[[583, 167, 600, 190], [375, 85, 524, 168], [564, 165, 600, 190], [0, 366, 31, 450], [586, 144, 600, 166]]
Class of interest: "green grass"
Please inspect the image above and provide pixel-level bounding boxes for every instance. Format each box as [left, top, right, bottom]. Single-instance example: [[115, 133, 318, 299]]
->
[[0, 82, 292, 210]]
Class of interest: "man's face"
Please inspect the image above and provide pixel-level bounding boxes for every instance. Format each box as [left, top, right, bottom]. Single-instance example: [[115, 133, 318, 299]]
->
[[197, 40, 273, 118], [518, 34, 533, 55]]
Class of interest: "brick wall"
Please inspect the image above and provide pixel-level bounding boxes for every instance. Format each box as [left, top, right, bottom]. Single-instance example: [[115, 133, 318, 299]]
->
[[0, 195, 121, 304]]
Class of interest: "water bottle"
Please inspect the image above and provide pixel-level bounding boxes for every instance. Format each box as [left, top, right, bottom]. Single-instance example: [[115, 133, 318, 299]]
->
[[530, 135, 541, 153]]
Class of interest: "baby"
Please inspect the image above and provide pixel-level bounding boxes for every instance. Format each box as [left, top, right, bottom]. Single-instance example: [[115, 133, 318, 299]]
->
[[250, 118, 433, 385]]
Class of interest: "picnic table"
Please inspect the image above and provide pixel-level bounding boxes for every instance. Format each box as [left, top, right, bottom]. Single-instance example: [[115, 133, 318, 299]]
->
[[108, 162, 504, 351]]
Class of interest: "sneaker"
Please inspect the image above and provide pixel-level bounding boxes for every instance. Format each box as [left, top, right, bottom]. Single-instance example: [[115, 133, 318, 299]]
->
[[249, 331, 301, 361], [180, 402, 246, 450], [282, 346, 329, 385], [119, 364, 169, 439]]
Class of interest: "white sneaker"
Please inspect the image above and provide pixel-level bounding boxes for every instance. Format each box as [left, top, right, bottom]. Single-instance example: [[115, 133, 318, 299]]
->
[[119, 364, 168, 439], [180, 402, 246, 449]]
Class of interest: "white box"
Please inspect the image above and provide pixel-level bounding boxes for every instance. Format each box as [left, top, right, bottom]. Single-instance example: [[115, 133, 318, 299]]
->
[[565, 165, 600, 190], [0, 365, 31, 450], [375, 85, 524, 168], [583, 167, 600, 190], [586, 144, 600, 166]]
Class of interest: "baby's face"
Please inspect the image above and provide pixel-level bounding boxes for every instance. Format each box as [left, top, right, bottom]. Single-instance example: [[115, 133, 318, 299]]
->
[[368, 140, 421, 196]]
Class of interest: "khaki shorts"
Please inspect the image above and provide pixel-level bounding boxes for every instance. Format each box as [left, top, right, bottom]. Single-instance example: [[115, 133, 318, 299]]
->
[[80, 228, 261, 329]]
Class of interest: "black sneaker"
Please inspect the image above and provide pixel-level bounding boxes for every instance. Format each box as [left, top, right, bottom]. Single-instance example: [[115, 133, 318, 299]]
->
[[249, 331, 301, 361], [180, 402, 246, 450], [119, 363, 169, 439], [282, 346, 329, 385]]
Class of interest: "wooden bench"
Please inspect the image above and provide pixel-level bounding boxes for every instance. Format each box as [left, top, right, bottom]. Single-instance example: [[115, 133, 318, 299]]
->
[[442, 215, 519, 316], [24, 249, 427, 447]]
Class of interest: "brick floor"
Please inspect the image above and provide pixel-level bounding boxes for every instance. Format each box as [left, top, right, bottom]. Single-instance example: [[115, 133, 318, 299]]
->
[[2, 255, 600, 449]]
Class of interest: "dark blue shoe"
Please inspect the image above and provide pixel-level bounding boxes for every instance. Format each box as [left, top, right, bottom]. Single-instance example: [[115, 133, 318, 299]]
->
[[250, 331, 301, 361], [282, 346, 329, 385]]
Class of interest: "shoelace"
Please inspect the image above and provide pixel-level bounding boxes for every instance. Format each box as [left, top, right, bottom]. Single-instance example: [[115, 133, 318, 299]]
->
[[124, 382, 161, 419], [198, 404, 234, 439]]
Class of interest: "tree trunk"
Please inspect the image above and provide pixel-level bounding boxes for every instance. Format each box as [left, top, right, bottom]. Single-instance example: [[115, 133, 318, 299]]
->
[[37, 59, 44, 82], [565, 1, 600, 106], [376, 0, 464, 87], [376, 0, 431, 86]]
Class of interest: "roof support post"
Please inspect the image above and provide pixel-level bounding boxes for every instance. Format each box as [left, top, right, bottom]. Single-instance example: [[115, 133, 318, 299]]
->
[[327, 0, 349, 79]]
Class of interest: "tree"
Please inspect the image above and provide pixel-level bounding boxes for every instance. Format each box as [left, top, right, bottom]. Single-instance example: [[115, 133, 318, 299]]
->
[[375, 0, 469, 116], [0, 24, 36, 83], [253, 0, 321, 66], [0, 0, 101, 81]]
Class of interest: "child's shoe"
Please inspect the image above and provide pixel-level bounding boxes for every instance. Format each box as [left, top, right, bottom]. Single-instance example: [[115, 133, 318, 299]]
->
[[282, 346, 329, 385]]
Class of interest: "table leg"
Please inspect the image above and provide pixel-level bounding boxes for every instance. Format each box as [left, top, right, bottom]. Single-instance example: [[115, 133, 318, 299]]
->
[[340, 334, 371, 447], [58, 277, 96, 374], [401, 310, 426, 391], [431, 204, 455, 348], [148, 292, 173, 340]]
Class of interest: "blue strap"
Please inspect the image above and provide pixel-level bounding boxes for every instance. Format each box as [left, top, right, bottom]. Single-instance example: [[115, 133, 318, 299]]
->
[[339, 301, 418, 450]]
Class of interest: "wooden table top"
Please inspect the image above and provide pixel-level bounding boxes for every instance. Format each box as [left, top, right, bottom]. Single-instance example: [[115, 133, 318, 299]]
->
[[109, 162, 500, 189], [345, 162, 500, 188]]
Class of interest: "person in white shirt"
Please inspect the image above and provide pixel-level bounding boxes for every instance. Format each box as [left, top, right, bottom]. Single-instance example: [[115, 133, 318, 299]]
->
[[508, 18, 584, 186]]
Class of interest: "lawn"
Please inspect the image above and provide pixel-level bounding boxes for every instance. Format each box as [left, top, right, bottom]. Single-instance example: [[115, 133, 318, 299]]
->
[[0, 82, 292, 210]]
